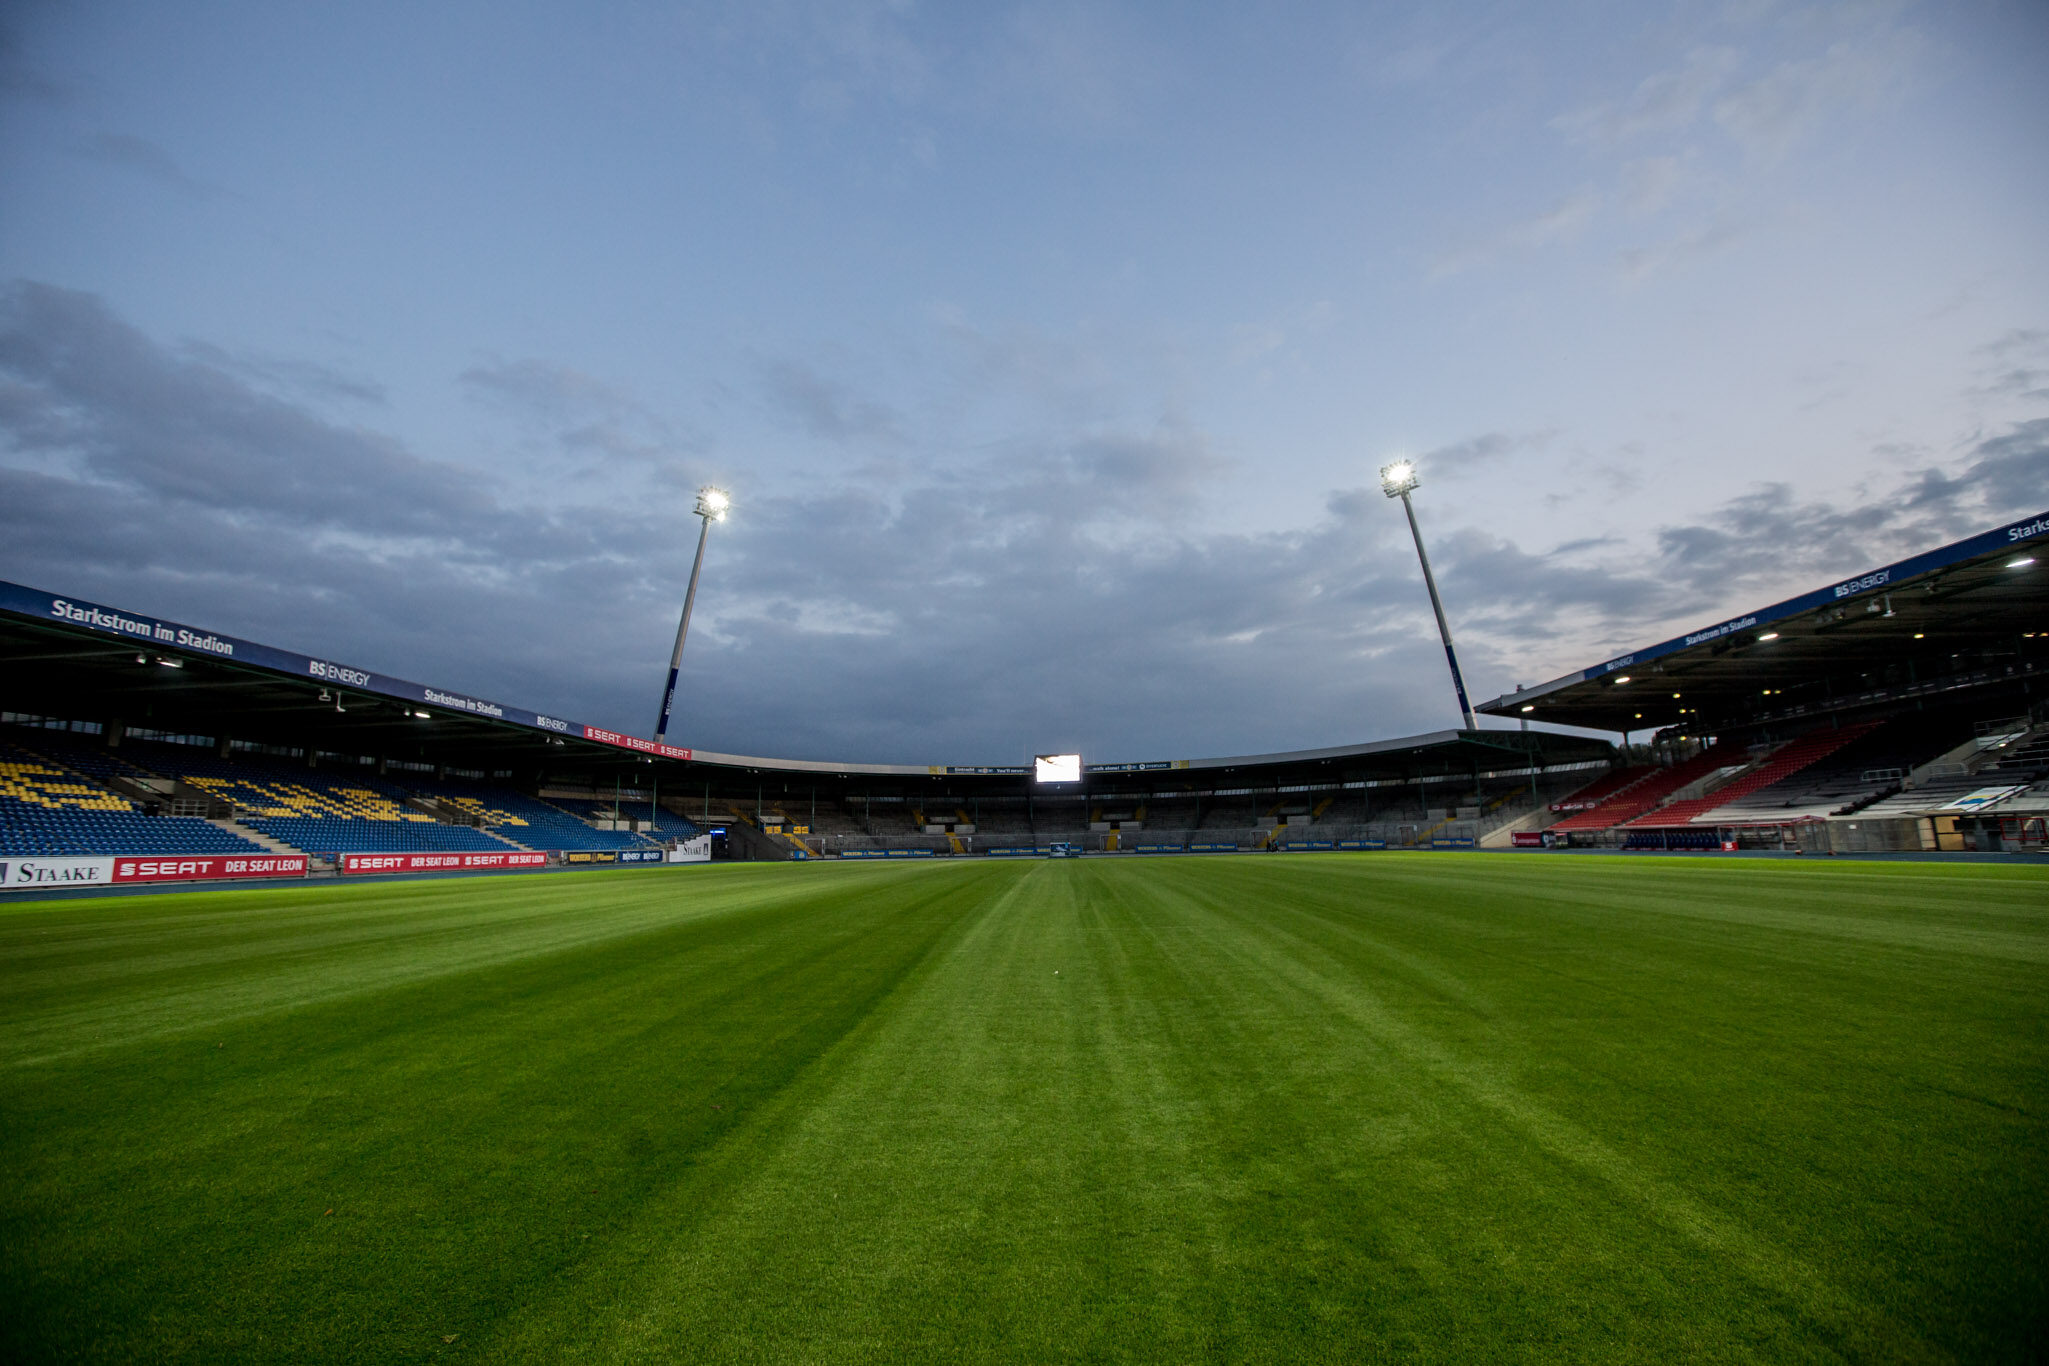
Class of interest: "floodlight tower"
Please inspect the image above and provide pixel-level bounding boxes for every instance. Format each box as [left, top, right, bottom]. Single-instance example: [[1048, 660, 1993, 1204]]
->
[[1380, 459, 1477, 731], [653, 486, 729, 746]]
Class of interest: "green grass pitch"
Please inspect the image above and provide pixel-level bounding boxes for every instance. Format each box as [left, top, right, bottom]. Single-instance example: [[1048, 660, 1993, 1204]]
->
[[2, 854, 2044, 1362]]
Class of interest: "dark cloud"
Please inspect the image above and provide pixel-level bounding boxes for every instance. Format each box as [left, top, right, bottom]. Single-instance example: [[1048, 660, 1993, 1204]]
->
[[0, 281, 485, 537], [3, 283, 2044, 762], [178, 340, 387, 408]]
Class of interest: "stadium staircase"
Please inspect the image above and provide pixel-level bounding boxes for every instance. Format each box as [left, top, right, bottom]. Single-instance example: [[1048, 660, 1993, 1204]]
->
[[1545, 749, 1730, 833], [1258, 800, 1297, 849], [722, 803, 817, 859], [1623, 724, 1881, 828], [212, 819, 302, 857]]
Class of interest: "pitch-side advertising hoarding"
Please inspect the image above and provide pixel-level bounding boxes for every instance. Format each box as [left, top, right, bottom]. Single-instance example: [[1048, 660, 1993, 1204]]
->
[[0, 854, 308, 890], [667, 835, 713, 863], [114, 855, 307, 883], [340, 852, 548, 874]]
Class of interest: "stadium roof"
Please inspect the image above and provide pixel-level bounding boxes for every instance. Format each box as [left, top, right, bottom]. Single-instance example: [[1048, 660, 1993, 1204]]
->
[[1476, 510, 2049, 736], [0, 578, 1610, 792]]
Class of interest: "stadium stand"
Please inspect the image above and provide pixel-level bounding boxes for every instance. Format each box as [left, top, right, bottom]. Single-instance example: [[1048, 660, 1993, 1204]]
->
[[547, 795, 701, 841], [1544, 747, 1732, 833], [0, 735, 272, 857], [1624, 722, 1881, 828], [14, 728, 167, 789], [1548, 766, 1655, 814], [1702, 718, 1926, 824], [112, 746, 526, 856], [418, 780, 655, 851], [1845, 719, 2049, 820]]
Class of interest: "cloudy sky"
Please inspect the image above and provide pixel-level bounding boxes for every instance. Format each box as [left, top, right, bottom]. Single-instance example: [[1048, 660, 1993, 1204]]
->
[[2, 1, 2045, 764]]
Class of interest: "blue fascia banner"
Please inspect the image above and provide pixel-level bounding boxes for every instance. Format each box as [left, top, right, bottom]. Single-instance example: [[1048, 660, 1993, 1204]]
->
[[1569, 510, 2049, 686], [0, 581, 692, 762]]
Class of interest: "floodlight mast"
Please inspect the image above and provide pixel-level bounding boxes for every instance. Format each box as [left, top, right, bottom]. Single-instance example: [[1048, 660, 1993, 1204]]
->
[[1379, 460, 1477, 731], [653, 486, 729, 746]]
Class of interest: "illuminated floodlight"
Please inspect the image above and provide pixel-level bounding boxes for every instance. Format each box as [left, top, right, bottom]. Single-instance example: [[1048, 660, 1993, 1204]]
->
[[1376, 455, 1473, 728], [1035, 753, 1082, 784], [1758, 632, 1780, 641], [1613, 675, 1632, 685], [654, 485, 735, 743], [2008, 555, 2035, 569], [1519, 704, 1535, 713]]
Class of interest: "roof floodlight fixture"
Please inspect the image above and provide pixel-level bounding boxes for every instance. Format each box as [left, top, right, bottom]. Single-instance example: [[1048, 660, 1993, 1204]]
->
[[1379, 458, 1475, 730], [653, 485, 732, 746]]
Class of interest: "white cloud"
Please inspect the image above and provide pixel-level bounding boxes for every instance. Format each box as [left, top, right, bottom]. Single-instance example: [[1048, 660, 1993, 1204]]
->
[[1553, 45, 1741, 144], [1431, 189, 1601, 277], [1712, 25, 1925, 159]]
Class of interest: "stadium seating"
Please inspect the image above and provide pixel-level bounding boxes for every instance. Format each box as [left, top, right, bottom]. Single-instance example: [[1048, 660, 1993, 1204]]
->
[[1624, 723, 1881, 828], [1703, 719, 1922, 823], [1977, 726, 2049, 783], [114, 747, 524, 856], [406, 781, 654, 852], [1548, 766, 1655, 813], [1545, 748, 1732, 832], [0, 736, 272, 857], [547, 795, 701, 841], [13, 729, 165, 787]]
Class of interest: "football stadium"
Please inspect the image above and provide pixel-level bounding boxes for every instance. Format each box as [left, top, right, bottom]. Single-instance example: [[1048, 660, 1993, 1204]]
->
[[6, 6, 2049, 1362], [2, 509, 2044, 1361]]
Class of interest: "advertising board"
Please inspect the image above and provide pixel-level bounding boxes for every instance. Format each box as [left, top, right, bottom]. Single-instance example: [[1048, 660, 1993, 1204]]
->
[[340, 852, 547, 874], [114, 855, 307, 883], [0, 856, 115, 890], [564, 851, 617, 864], [2, 854, 311, 890], [666, 835, 712, 863]]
